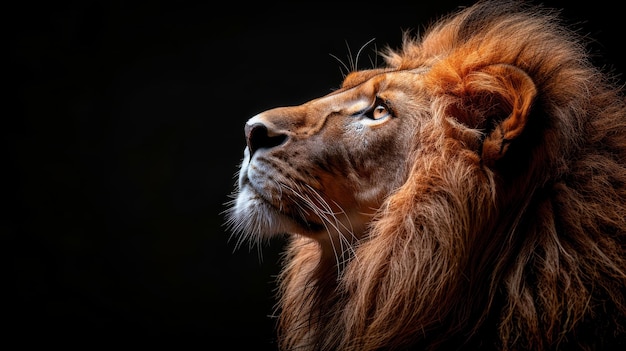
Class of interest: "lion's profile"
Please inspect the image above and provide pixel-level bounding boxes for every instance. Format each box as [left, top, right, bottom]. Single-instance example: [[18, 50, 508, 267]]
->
[[226, 0, 626, 349]]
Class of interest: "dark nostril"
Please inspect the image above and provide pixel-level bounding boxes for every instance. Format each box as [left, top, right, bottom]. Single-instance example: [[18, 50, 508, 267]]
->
[[245, 122, 288, 156]]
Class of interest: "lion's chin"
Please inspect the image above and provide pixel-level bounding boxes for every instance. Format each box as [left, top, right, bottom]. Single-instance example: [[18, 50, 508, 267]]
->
[[229, 185, 326, 240]]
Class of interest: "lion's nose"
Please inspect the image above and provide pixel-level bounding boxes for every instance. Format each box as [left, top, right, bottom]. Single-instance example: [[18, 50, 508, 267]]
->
[[244, 122, 288, 157]]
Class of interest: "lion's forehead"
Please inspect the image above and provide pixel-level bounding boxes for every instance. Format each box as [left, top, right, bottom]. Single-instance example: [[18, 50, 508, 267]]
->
[[342, 67, 429, 88], [245, 70, 425, 135], [245, 95, 371, 136], [245, 87, 372, 135]]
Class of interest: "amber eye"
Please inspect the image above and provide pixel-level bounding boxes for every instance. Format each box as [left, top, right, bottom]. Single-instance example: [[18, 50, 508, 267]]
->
[[365, 98, 393, 121], [372, 104, 390, 120]]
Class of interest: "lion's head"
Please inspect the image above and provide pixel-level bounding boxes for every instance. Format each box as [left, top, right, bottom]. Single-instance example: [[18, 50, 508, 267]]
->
[[226, 1, 626, 350]]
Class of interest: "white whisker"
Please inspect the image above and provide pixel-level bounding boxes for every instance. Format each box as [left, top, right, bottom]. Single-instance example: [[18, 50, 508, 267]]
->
[[355, 37, 377, 71], [329, 53, 350, 78]]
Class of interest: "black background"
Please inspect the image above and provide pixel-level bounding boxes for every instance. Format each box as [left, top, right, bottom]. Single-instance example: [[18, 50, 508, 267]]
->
[[6, 1, 624, 349]]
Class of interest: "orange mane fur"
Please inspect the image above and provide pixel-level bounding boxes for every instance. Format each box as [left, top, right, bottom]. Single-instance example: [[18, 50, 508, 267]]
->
[[270, 1, 626, 350]]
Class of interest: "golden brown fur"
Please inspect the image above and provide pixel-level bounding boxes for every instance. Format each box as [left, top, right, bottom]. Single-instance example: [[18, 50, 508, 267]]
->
[[227, 1, 626, 350]]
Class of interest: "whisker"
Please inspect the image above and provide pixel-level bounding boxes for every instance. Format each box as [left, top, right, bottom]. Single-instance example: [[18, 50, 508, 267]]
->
[[344, 39, 355, 72], [368, 43, 379, 68], [329, 53, 350, 78], [355, 37, 377, 71], [300, 184, 359, 272]]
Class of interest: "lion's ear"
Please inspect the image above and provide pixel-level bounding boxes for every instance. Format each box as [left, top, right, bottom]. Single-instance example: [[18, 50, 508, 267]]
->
[[430, 63, 537, 166], [475, 64, 537, 166]]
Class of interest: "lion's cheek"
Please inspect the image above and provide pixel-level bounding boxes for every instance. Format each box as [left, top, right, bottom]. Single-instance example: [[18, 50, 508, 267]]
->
[[353, 181, 394, 207], [344, 149, 411, 211]]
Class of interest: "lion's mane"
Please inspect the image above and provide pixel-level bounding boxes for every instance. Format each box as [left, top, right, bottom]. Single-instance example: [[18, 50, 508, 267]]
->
[[274, 1, 626, 350]]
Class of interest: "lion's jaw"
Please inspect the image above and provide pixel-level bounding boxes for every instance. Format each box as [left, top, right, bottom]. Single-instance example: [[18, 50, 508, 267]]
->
[[228, 70, 427, 247]]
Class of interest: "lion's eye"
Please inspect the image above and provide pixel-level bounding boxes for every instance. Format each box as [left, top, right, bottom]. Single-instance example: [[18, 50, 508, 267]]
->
[[371, 104, 391, 120], [360, 98, 393, 126]]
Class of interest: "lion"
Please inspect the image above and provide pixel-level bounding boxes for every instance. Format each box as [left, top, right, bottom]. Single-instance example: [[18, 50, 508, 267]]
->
[[225, 0, 626, 350]]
